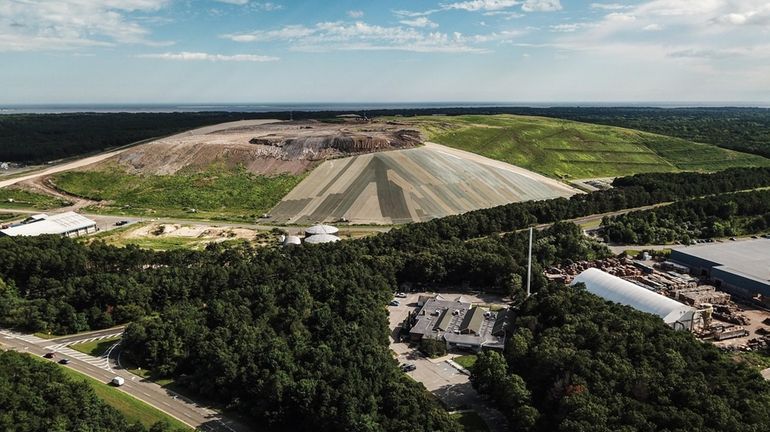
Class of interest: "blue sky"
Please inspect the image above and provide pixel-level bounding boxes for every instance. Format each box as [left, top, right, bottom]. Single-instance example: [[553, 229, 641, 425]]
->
[[1, 0, 769, 104]]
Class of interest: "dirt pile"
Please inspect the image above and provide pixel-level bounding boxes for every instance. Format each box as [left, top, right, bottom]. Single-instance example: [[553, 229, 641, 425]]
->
[[103, 120, 423, 176]]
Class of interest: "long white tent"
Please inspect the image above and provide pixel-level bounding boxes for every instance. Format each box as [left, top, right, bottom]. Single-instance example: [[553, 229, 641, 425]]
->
[[0, 212, 97, 237], [572, 268, 697, 329]]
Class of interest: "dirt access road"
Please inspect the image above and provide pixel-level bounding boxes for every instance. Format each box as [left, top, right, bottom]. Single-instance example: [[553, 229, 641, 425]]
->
[[0, 119, 281, 190]]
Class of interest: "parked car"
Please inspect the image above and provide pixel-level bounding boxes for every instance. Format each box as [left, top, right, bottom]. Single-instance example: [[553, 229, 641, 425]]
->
[[400, 363, 416, 372], [114, 220, 129, 226], [395, 292, 407, 298], [389, 300, 400, 306], [43, 352, 55, 359], [59, 358, 70, 365]]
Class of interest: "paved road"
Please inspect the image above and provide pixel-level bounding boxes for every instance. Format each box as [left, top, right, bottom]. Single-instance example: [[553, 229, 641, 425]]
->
[[0, 329, 252, 432]]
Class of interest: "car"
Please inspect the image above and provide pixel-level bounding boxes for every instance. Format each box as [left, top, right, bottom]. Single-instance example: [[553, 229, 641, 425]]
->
[[58, 358, 70, 365], [114, 220, 129, 226], [400, 363, 416, 372], [43, 352, 55, 359], [111, 376, 125, 387], [730, 237, 737, 241], [389, 300, 400, 306], [394, 292, 407, 298]]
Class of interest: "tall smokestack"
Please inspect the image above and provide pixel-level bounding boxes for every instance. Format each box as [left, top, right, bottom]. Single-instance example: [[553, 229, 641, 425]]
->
[[527, 227, 533, 298]]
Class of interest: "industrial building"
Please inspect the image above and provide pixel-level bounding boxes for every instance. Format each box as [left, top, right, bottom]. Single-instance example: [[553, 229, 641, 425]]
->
[[572, 268, 699, 330], [408, 296, 508, 351], [0, 212, 97, 237], [670, 239, 770, 299]]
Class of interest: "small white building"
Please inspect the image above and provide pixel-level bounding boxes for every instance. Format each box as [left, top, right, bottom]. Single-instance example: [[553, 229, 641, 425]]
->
[[0, 212, 98, 237], [572, 268, 699, 331]]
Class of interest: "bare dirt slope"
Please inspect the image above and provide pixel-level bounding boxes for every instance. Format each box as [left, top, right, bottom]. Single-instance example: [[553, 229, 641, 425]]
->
[[270, 142, 579, 225], [102, 120, 423, 176]]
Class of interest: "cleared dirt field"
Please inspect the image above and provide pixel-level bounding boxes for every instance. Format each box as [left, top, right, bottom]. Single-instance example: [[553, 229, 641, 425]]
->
[[105, 120, 421, 176], [270, 142, 578, 225]]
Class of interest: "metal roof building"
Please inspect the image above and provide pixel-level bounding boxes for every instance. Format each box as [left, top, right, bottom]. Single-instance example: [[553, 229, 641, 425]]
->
[[408, 297, 506, 351], [572, 268, 697, 329], [670, 239, 770, 298], [305, 224, 339, 237], [0, 212, 97, 237]]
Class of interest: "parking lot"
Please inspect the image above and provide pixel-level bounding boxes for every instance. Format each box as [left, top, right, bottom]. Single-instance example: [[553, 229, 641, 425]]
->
[[388, 291, 509, 431]]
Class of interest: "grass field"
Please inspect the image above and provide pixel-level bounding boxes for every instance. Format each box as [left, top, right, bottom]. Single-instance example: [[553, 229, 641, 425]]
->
[[57, 365, 191, 431], [52, 166, 304, 221], [454, 354, 478, 370], [396, 115, 770, 179], [451, 411, 489, 432], [0, 187, 71, 210], [71, 336, 122, 357]]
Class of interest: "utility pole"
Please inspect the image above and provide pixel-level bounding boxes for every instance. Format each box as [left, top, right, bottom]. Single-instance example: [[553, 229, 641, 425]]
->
[[527, 227, 533, 298]]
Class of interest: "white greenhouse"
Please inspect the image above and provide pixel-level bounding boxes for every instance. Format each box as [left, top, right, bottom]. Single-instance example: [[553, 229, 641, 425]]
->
[[571, 268, 698, 330]]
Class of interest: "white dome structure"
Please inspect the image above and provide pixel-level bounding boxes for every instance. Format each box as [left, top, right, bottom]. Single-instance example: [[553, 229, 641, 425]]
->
[[571, 268, 697, 330], [282, 235, 302, 246], [304, 234, 341, 244], [305, 224, 339, 236]]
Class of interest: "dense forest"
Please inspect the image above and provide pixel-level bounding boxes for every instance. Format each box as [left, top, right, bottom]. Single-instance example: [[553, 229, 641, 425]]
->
[[603, 189, 770, 244], [0, 219, 605, 431], [2, 168, 770, 430], [4, 107, 769, 164], [0, 350, 177, 432], [471, 283, 770, 431]]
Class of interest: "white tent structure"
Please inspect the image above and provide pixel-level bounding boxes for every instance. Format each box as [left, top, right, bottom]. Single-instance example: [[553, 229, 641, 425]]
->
[[572, 268, 698, 330], [304, 234, 341, 244], [305, 224, 339, 236], [0, 212, 97, 237]]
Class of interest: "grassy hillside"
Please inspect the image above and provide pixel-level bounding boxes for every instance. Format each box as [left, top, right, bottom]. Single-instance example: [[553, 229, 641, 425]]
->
[[52, 166, 304, 221], [399, 115, 770, 179], [0, 187, 71, 210]]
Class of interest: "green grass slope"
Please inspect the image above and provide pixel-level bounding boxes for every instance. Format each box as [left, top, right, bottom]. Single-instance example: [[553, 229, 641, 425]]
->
[[0, 187, 71, 210], [52, 166, 304, 221], [401, 115, 770, 179]]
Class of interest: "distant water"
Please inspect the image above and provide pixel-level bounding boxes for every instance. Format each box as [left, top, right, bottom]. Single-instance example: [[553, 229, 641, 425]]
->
[[1, 102, 768, 114]]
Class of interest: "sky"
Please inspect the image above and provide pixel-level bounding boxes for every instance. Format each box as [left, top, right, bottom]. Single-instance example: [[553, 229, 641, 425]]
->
[[1, 0, 769, 104]]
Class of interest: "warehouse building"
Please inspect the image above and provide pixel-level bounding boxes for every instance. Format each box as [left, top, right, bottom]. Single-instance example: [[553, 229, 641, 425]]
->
[[408, 296, 508, 351], [572, 268, 699, 330], [0, 212, 97, 237], [670, 239, 770, 299]]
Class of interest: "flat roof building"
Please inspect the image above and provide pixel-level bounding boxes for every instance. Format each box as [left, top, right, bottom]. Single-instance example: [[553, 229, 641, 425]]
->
[[408, 296, 508, 351], [0, 212, 97, 238], [670, 239, 770, 298]]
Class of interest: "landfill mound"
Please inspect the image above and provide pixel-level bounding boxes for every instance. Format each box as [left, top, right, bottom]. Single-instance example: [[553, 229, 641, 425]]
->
[[270, 142, 580, 225], [98, 120, 422, 175]]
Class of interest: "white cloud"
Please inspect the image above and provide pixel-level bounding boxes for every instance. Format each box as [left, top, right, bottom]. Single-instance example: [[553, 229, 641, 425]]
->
[[252, 2, 283, 11], [521, 0, 562, 12], [0, 0, 172, 51], [643, 23, 663, 30], [214, 0, 249, 5], [550, 23, 591, 32], [138, 51, 279, 62], [400, 17, 439, 28], [442, 0, 521, 12], [590, 3, 631, 10], [224, 21, 491, 53], [347, 10, 364, 19]]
